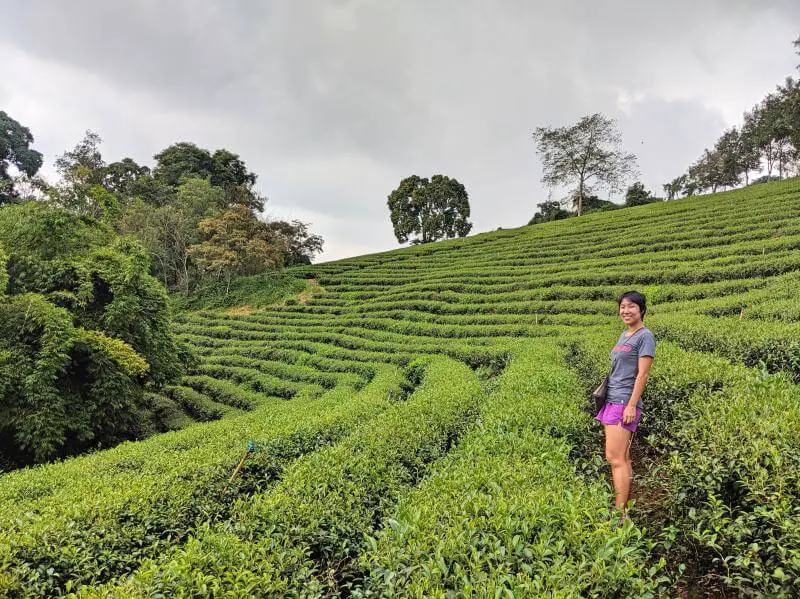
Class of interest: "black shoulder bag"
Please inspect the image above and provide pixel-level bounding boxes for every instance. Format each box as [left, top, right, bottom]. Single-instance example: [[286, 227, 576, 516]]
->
[[590, 376, 608, 415]]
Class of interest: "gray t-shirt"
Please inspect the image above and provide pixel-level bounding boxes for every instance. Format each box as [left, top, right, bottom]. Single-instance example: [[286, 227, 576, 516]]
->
[[606, 327, 656, 407]]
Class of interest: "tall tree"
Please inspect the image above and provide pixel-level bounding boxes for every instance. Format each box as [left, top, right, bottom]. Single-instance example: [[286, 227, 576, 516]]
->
[[188, 205, 283, 291], [532, 113, 638, 216], [624, 182, 659, 206], [742, 94, 796, 179], [152, 142, 215, 187], [776, 77, 800, 167], [152, 143, 261, 209], [120, 177, 225, 292], [734, 125, 763, 185], [387, 175, 472, 244], [210, 149, 257, 189], [266, 219, 324, 266], [0, 111, 44, 205], [711, 128, 746, 190], [54, 130, 105, 185], [51, 131, 119, 220], [104, 157, 151, 195], [663, 175, 686, 200]]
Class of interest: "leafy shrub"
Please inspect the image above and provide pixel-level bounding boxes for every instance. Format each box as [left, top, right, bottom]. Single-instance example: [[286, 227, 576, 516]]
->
[[0, 203, 192, 465]]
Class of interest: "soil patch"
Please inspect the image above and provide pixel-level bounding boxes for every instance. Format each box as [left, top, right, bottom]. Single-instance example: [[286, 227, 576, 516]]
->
[[298, 278, 324, 305], [225, 304, 257, 316]]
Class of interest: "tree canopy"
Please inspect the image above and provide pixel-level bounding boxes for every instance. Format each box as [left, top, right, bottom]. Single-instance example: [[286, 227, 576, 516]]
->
[[532, 113, 638, 216], [33, 132, 324, 293], [0, 111, 44, 205], [625, 182, 661, 207], [528, 200, 571, 225], [152, 143, 261, 210], [387, 175, 473, 244], [189, 204, 283, 290]]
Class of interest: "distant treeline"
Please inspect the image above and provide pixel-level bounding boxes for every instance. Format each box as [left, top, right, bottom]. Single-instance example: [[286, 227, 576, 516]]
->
[[665, 38, 800, 198], [530, 37, 800, 225]]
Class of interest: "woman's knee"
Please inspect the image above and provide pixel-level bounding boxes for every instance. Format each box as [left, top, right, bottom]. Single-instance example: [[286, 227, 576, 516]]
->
[[605, 448, 626, 466]]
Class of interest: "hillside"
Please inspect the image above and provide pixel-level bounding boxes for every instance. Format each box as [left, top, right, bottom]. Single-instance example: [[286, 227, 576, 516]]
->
[[2, 178, 800, 596]]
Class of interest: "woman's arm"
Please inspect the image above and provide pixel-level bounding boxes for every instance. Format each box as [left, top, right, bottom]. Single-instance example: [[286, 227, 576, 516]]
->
[[623, 356, 654, 424]]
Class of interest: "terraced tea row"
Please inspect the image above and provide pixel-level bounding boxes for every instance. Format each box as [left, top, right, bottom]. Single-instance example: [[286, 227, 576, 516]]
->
[[0, 368, 405, 596]]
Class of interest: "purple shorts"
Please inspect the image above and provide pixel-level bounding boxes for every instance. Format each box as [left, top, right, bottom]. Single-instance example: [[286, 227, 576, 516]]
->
[[595, 402, 642, 432]]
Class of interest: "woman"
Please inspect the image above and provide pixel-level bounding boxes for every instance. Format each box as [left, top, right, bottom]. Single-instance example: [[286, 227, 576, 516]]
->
[[595, 290, 656, 515]]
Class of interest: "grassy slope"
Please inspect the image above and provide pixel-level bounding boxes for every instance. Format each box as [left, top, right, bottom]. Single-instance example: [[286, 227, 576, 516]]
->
[[170, 270, 312, 311], [2, 178, 800, 596]]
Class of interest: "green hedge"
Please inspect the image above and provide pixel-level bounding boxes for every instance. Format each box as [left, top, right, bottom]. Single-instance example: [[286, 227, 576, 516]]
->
[[92, 356, 483, 596], [649, 314, 800, 381], [0, 368, 403, 597], [355, 341, 664, 597]]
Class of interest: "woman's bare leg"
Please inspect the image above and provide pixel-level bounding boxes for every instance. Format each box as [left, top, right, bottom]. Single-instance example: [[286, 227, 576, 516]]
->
[[604, 424, 633, 512]]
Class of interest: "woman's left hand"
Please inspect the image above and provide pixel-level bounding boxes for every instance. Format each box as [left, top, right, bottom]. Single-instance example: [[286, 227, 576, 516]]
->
[[623, 403, 637, 424]]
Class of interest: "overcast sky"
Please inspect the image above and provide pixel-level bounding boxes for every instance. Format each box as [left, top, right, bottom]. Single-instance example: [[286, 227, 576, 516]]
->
[[2, 1, 798, 261]]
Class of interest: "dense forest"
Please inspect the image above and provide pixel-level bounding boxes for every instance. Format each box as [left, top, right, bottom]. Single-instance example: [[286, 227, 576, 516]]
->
[[0, 122, 325, 466]]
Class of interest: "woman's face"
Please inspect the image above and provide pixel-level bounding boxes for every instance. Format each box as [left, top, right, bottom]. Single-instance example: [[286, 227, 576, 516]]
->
[[619, 298, 642, 326]]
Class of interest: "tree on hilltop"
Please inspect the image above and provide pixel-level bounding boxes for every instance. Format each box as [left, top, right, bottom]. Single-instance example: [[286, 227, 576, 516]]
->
[[625, 182, 660, 206], [528, 200, 571, 225], [662, 175, 686, 200], [387, 175, 472, 244], [532, 113, 638, 216]]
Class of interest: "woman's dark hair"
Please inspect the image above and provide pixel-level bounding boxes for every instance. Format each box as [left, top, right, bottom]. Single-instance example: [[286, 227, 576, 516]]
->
[[617, 290, 647, 319]]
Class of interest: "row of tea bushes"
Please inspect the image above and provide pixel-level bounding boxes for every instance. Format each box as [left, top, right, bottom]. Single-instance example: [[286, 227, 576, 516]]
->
[[649, 314, 800, 381], [89, 357, 483, 596], [0, 368, 404, 597], [355, 341, 665, 597]]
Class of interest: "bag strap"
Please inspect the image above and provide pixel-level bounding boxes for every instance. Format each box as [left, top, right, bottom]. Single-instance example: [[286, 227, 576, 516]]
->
[[621, 326, 646, 344]]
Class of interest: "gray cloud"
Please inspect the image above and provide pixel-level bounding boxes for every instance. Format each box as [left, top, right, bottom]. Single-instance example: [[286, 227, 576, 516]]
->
[[2, 1, 798, 259]]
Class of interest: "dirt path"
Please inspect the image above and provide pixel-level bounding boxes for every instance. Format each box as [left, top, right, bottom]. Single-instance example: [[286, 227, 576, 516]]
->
[[297, 278, 323, 305]]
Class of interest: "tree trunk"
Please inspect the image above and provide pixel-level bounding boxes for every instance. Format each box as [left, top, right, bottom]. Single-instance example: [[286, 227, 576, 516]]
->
[[577, 178, 584, 217], [766, 146, 774, 177], [182, 256, 190, 295]]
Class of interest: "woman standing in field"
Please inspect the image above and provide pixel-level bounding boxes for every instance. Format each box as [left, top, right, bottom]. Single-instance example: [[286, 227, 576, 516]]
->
[[595, 291, 656, 515]]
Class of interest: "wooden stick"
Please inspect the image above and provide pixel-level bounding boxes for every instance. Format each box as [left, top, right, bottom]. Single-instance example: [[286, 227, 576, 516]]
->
[[223, 448, 252, 493]]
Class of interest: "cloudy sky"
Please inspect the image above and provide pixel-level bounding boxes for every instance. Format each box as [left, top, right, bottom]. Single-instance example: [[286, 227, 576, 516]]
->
[[2, 1, 798, 261]]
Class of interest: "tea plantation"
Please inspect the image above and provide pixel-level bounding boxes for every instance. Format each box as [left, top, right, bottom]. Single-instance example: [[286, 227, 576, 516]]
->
[[2, 179, 800, 597]]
